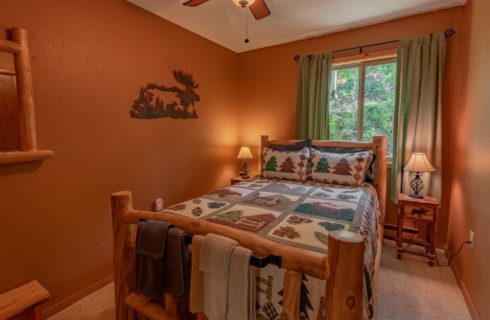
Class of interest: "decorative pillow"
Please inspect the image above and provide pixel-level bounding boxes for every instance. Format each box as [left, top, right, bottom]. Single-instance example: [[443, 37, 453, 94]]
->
[[262, 146, 310, 181], [309, 148, 374, 186], [312, 147, 376, 182]]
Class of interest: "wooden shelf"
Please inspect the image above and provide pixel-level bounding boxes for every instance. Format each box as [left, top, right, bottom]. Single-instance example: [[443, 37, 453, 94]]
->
[[0, 150, 54, 165], [0, 280, 50, 319]]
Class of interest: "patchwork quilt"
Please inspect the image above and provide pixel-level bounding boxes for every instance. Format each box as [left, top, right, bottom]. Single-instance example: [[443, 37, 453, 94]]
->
[[163, 178, 380, 320]]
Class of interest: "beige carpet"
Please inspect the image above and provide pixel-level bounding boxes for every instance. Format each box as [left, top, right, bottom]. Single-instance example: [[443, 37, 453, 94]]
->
[[378, 241, 471, 320], [48, 241, 472, 320]]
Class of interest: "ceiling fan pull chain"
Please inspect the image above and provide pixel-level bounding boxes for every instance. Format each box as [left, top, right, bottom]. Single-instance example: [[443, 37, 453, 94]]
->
[[244, 8, 250, 43]]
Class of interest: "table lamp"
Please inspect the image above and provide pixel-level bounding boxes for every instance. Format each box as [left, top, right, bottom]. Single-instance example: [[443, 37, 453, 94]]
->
[[237, 146, 253, 179], [404, 152, 436, 198]]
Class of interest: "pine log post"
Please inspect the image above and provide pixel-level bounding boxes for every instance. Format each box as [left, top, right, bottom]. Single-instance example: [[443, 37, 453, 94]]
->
[[259, 135, 268, 174], [372, 135, 387, 225], [282, 271, 302, 320], [163, 294, 178, 320], [325, 230, 364, 320], [12, 28, 37, 152], [111, 191, 136, 320]]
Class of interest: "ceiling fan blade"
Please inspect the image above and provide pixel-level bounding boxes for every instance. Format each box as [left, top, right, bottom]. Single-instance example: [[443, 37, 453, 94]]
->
[[183, 0, 209, 7], [249, 0, 271, 20]]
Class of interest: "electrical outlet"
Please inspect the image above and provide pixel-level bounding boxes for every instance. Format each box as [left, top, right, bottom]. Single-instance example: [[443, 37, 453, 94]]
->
[[469, 230, 474, 249]]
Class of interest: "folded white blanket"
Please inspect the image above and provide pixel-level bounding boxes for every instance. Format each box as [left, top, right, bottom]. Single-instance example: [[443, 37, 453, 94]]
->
[[200, 234, 238, 320], [227, 246, 253, 320], [198, 233, 256, 320]]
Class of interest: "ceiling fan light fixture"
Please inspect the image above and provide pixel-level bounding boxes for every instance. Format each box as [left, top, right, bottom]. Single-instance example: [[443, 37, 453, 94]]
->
[[232, 0, 256, 8]]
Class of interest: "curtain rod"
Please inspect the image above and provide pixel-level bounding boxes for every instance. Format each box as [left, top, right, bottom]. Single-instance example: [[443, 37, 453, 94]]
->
[[293, 28, 456, 62]]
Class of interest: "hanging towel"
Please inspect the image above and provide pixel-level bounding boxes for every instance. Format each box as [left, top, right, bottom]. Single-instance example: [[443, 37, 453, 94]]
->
[[189, 235, 205, 313], [200, 234, 238, 320], [162, 228, 190, 299], [227, 246, 253, 320], [248, 266, 256, 320], [136, 220, 173, 299]]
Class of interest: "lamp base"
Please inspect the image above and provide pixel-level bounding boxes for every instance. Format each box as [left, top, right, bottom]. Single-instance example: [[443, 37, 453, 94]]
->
[[409, 193, 423, 199], [240, 160, 250, 180], [409, 172, 424, 199]]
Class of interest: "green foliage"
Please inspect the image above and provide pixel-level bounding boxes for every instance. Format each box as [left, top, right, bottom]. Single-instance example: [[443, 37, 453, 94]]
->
[[329, 67, 359, 141], [329, 62, 396, 157]]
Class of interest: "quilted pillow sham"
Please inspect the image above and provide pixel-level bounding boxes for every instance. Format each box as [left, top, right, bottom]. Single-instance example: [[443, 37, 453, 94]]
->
[[309, 148, 374, 186], [312, 146, 376, 182], [262, 146, 310, 181]]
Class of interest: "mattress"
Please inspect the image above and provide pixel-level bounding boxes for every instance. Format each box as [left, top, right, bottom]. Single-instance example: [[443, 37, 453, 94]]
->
[[162, 178, 380, 319]]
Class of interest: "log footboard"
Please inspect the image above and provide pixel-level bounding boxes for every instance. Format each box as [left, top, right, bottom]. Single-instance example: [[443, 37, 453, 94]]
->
[[111, 192, 365, 320]]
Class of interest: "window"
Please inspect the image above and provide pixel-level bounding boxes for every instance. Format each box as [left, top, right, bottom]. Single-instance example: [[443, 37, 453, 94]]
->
[[329, 58, 397, 158]]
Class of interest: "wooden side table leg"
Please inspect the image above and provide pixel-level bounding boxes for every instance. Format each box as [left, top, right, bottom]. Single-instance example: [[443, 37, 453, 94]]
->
[[396, 204, 404, 259], [428, 207, 438, 267]]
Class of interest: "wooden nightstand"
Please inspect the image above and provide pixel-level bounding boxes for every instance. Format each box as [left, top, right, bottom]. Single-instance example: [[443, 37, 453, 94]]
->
[[230, 176, 251, 185], [396, 193, 440, 266]]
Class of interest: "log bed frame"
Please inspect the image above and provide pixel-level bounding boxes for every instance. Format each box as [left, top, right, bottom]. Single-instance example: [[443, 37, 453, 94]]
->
[[110, 135, 386, 320]]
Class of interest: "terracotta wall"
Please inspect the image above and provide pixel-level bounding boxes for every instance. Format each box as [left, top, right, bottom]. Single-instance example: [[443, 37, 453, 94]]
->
[[1, 0, 483, 317], [237, 7, 465, 244], [0, 0, 240, 314], [447, 0, 490, 318]]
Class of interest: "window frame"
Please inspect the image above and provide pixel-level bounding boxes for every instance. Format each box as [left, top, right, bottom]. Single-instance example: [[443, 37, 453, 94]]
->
[[330, 56, 397, 159]]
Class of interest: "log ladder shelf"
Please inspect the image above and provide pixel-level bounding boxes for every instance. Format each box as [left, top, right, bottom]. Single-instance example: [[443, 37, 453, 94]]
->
[[0, 28, 53, 165], [110, 135, 387, 320]]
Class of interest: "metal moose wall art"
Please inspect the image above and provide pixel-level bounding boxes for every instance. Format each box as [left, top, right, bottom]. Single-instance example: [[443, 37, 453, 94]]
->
[[130, 70, 200, 119]]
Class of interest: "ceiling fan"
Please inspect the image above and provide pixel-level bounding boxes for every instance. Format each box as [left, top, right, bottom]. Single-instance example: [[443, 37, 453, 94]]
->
[[183, 0, 271, 20]]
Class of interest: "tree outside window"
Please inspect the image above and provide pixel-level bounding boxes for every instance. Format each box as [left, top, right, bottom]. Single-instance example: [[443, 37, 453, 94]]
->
[[329, 58, 397, 158]]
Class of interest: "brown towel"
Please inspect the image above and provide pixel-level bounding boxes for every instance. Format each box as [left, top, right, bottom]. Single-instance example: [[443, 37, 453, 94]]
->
[[189, 235, 205, 313], [162, 228, 190, 299], [136, 220, 173, 299]]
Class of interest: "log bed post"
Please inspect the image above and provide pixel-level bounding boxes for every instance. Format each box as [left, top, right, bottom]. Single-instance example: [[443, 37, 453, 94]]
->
[[282, 271, 302, 320], [326, 230, 365, 320], [111, 191, 136, 320], [259, 135, 268, 174], [372, 136, 387, 225]]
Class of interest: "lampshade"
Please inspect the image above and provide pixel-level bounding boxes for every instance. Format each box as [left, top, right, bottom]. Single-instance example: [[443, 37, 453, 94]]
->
[[237, 146, 253, 159], [404, 153, 436, 172]]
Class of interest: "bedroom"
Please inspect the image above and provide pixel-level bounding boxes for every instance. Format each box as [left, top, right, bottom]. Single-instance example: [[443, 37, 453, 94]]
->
[[0, 0, 488, 319]]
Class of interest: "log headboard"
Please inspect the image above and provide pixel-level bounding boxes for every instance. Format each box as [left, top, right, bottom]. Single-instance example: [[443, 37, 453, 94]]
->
[[258, 135, 387, 225]]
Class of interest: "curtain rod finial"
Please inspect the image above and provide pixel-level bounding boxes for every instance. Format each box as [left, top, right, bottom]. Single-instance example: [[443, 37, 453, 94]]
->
[[445, 28, 456, 38], [293, 54, 300, 62]]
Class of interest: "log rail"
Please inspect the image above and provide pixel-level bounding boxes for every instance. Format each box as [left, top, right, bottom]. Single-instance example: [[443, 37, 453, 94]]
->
[[111, 135, 387, 320]]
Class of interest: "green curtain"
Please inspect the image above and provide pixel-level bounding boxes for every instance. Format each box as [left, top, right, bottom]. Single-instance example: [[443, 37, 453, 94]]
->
[[295, 53, 333, 139], [391, 33, 446, 202]]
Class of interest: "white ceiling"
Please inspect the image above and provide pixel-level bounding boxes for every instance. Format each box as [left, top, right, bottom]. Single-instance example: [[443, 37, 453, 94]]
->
[[128, 0, 466, 53]]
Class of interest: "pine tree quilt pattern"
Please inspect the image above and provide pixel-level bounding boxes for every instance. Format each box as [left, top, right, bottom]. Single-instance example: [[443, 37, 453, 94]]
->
[[262, 147, 310, 181], [309, 149, 374, 186]]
